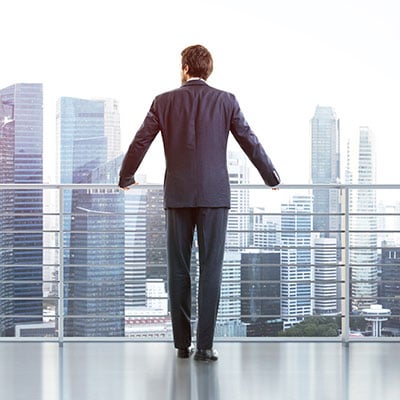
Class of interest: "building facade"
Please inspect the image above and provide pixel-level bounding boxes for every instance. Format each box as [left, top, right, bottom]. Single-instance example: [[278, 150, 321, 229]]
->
[[0, 83, 43, 336], [57, 97, 124, 336], [350, 127, 378, 310], [281, 195, 313, 329], [313, 237, 339, 315], [380, 245, 400, 331], [241, 251, 282, 336], [311, 106, 341, 239]]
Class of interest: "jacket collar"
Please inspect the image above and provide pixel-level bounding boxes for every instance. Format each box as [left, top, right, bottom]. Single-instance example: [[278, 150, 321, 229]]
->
[[182, 79, 208, 87]]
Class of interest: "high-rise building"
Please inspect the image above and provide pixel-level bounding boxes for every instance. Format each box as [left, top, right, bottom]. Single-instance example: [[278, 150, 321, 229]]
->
[[102, 98, 121, 161], [57, 97, 108, 263], [218, 251, 241, 321], [57, 97, 124, 336], [380, 245, 400, 331], [377, 202, 400, 246], [124, 180, 147, 308], [226, 150, 250, 250], [281, 195, 313, 329], [241, 251, 282, 336], [145, 188, 167, 281], [350, 127, 378, 310], [313, 237, 339, 315], [249, 207, 280, 250], [215, 151, 250, 330], [0, 83, 43, 336], [311, 106, 340, 239], [66, 157, 125, 336]]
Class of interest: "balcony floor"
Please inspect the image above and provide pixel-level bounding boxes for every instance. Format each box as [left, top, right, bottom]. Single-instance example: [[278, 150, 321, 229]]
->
[[0, 341, 400, 400]]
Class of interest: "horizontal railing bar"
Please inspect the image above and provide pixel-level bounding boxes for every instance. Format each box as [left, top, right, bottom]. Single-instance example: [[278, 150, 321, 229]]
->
[[0, 297, 59, 301], [51, 279, 346, 284], [3, 313, 400, 319], [4, 314, 400, 320], [2, 183, 400, 189], [4, 211, 400, 218], [0, 281, 58, 284], [11, 295, 398, 301], [1, 263, 397, 270]]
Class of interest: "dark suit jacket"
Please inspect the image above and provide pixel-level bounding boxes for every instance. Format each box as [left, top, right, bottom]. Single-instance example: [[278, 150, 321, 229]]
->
[[119, 79, 280, 208]]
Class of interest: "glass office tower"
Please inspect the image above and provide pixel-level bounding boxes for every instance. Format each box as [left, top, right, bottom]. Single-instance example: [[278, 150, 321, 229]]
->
[[241, 251, 282, 336], [311, 106, 340, 239], [57, 97, 124, 336], [0, 83, 43, 336]]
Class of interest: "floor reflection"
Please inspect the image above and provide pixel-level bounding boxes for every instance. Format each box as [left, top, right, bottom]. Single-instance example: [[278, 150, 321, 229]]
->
[[168, 357, 220, 400], [168, 358, 192, 400], [2, 342, 400, 400], [194, 361, 220, 400]]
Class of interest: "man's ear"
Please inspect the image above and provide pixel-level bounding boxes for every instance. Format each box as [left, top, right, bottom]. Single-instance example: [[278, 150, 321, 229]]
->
[[183, 64, 190, 75]]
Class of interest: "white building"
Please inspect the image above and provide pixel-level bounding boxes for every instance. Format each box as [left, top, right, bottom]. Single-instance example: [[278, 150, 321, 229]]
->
[[226, 150, 250, 250], [146, 278, 168, 314], [349, 127, 378, 310], [281, 195, 313, 329], [313, 237, 339, 315], [250, 207, 280, 250]]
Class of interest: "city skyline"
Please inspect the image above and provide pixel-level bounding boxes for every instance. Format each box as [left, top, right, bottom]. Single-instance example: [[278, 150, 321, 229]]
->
[[2, 0, 400, 186], [3, 0, 400, 338], [2, 80, 400, 337]]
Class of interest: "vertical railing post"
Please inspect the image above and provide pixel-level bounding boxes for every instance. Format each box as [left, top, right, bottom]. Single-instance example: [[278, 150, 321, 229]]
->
[[58, 186, 64, 346], [341, 186, 351, 344]]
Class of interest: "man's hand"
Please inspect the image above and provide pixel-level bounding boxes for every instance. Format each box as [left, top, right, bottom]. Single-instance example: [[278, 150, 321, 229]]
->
[[119, 182, 139, 191]]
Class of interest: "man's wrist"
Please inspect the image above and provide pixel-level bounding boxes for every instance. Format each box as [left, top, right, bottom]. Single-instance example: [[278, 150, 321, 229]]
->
[[119, 175, 136, 188]]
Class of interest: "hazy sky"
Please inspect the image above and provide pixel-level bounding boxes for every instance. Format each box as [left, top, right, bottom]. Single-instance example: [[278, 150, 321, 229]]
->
[[2, 0, 400, 185]]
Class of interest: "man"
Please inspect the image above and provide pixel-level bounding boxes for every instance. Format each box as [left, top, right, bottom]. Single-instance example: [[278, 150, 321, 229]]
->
[[119, 44, 280, 361]]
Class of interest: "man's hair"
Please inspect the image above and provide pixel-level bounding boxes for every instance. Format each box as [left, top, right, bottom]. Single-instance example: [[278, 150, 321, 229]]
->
[[181, 45, 213, 80]]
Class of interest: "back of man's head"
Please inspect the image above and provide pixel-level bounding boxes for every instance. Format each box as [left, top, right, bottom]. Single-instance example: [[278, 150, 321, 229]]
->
[[181, 45, 213, 80]]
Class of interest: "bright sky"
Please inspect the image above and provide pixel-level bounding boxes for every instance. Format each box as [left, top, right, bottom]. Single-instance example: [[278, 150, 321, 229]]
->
[[2, 0, 400, 185]]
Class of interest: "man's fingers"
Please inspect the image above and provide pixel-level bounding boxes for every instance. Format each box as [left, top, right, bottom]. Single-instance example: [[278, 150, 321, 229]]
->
[[120, 182, 139, 191]]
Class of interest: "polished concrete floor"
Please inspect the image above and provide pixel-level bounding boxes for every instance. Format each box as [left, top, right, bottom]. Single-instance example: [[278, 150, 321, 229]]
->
[[0, 341, 400, 400]]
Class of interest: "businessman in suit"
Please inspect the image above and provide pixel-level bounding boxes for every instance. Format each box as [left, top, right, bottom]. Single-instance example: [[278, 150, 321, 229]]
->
[[119, 44, 280, 361]]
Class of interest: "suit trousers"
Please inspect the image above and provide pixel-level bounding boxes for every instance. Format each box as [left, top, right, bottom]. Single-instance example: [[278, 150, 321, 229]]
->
[[166, 207, 229, 350]]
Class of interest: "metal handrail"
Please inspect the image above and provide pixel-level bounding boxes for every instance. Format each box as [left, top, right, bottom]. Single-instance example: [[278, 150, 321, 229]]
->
[[1, 183, 400, 342]]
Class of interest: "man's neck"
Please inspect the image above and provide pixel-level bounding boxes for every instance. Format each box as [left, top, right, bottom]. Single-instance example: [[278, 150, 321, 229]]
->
[[187, 77, 205, 82]]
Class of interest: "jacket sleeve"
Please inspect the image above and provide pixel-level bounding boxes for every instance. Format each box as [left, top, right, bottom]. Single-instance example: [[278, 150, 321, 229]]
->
[[119, 100, 160, 188], [229, 96, 280, 187]]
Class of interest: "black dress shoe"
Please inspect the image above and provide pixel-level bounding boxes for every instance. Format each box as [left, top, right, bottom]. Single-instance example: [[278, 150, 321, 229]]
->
[[177, 347, 194, 358], [194, 349, 218, 362]]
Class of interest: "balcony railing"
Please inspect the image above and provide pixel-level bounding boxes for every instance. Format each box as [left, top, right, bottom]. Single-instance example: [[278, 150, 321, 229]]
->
[[1, 183, 400, 342]]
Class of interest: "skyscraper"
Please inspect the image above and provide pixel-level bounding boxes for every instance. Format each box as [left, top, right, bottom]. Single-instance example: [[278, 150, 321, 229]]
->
[[311, 106, 340, 239], [66, 157, 125, 336], [241, 251, 281, 336], [145, 188, 167, 281], [249, 207, 279, 250], [313, 237, 339, 315], [124, 183, 147, 308], [0, 83, 43, 336], [216, 151, 250, 329], [281, 195, 313, 329], [350, 127, 378, 310], [226, 150, 250, 250], [380, 245, 400, 331], [57, 97, 124, 336]]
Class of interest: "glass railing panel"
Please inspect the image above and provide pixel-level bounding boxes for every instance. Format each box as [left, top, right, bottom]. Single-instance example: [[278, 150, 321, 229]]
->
[[1, 184, 400, 340]]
